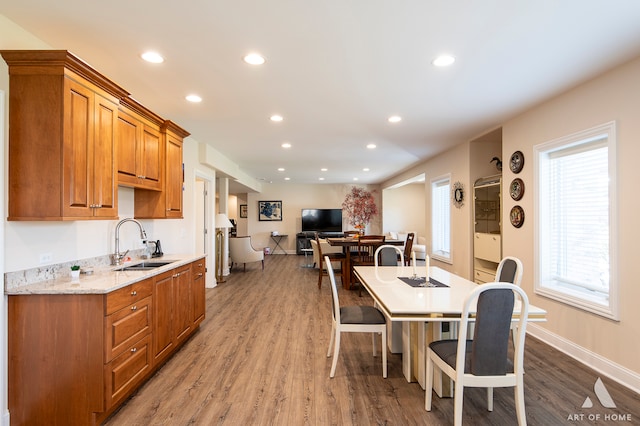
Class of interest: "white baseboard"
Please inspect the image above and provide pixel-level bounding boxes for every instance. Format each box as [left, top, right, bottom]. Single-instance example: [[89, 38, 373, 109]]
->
[[527, 323, 640, 394], [1, 410, 9, 426]]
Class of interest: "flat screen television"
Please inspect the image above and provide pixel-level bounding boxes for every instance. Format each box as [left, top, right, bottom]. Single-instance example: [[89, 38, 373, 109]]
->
[[301, 208, 343, 232]]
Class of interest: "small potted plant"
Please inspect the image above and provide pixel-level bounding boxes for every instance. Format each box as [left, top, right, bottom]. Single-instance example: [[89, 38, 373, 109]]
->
[[70, 265, 81, 281]]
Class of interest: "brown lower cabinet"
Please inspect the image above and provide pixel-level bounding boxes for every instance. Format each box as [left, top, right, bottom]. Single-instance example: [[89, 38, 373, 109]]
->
[[7, 258, 206, 425]]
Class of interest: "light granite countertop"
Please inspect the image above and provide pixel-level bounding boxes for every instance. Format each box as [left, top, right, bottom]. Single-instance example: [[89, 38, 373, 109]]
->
[[5, 254, 206, 295]]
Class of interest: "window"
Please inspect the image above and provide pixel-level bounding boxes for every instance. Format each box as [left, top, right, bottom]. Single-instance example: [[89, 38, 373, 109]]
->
[[535, 122, 618, 320], [431, 175, 451, 262]]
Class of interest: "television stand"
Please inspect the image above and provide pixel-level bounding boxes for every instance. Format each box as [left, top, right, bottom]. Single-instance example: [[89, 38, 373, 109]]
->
[[295, 231, 344, 254]]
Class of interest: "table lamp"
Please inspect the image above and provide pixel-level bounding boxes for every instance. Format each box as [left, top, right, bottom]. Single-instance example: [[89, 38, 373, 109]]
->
[[215, 213, 234, 283]]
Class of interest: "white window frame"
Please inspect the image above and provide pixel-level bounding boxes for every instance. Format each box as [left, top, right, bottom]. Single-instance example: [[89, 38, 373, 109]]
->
[[534, 121, 618, 320], [431, 174, 452, 263]]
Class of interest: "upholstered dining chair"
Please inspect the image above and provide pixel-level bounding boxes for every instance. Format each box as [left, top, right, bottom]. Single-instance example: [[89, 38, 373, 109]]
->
[[325, 256, 388, 378], [228, 236, 264, 272], [374, 244, 405, 267], [496, 256, 524, 286], [402, 233, 415, 266], [496, 256, 524, 346], [315, 234, 346, 289], [425, 283, 530, 426]]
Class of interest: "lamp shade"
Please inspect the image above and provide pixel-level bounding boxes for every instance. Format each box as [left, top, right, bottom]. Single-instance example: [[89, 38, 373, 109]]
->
[[215, 213, 234, 229]]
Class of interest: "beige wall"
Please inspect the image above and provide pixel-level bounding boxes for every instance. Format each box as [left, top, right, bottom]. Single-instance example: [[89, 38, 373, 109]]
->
[[502, 56, 640, 381], [245, 183, 382, 252], [382, 183, 427, 239]]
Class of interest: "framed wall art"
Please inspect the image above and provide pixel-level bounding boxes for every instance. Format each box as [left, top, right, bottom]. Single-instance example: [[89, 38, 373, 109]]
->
[[258, 200, 282, 221], [239, 204, 248, 218]]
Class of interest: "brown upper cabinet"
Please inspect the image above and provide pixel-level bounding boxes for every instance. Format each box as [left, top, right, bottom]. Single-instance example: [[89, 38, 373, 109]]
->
[[135, 121, 190, 219], [1, 50, 188, 221], [1, 50, 129, 220], [117, 97, 164, 191]]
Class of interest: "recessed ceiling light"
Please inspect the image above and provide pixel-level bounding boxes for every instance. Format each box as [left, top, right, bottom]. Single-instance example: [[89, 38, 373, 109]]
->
[[270, 115, 283, 122], [433, 54, 455, 67], [244, 53, 266, 65], [141, 51, 164, 63], [281, 142, 291, 148], [363, 168, 370, 172], [320, 168, 328, 172], [277, 168, 285, 172], [366, 144, 376, 149], [319, 177, 325, 181], [353, 177, 359, 181], [388, 115, 402, 123], [185, 94, 202, 103], [284, 177, 290, 181]]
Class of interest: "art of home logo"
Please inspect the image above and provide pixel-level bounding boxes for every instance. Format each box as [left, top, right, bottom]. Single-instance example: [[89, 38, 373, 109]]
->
[[567, 378, 632, 423]]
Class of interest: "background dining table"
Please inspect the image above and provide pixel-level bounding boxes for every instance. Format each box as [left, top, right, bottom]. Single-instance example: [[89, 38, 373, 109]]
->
[[326, 237, 404, 289]]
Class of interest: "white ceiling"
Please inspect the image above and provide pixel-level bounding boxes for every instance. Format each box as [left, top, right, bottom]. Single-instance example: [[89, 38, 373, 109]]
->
[[3, 1, 640, 191]]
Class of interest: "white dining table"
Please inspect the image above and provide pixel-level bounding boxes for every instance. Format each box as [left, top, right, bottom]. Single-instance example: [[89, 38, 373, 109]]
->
[[353, 265, 547, 393]]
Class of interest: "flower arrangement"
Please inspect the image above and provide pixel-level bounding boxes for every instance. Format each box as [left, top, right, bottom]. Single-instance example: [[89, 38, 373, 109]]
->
[[342, 187, 378, 229]]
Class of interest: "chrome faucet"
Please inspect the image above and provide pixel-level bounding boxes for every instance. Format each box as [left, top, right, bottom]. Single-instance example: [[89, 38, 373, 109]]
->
[[112, 218, 148, 265]]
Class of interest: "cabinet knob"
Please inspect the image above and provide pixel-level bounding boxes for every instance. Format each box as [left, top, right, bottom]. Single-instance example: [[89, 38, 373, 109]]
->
[[131, 306, 137, 311], [131, 347, 137, 353], [131, 290, 137, 296], [197, 273, 203, 277], [198, 263, 203, 267]]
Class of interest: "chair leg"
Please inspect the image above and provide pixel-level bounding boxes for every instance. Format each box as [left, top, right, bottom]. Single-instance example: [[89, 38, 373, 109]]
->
[[327, 322, 335, 357], [381, 329, 387, 378], [425, 352, 434, 411], [453, 378, 464, 426], [243, 263, 246, 272], [330, 330, 341, 378], [487, 387, 494, 411], [318, 266, 323, 289], [261, 259, 264, 270], [515, 377, 527, 425]]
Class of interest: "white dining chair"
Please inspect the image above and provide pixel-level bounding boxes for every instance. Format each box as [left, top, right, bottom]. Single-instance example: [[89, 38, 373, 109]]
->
[[496, 256, 524, 346], [425, 283, 530, 425], [325, 256, 388, 378], [373, 244, 404, 267]]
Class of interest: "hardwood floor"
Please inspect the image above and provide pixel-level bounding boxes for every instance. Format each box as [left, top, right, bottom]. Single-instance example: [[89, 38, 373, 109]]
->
[[104, 254, 640, 425]]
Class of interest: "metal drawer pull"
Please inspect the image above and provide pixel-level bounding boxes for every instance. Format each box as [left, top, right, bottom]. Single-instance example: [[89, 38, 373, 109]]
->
[[131, 347, 137, 353], [131, 306, 137, 311], [131, 290, 137, 296]]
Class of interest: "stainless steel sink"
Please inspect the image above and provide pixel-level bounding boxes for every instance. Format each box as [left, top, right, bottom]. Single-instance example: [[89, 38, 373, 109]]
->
[[115, 261, 174, 271]]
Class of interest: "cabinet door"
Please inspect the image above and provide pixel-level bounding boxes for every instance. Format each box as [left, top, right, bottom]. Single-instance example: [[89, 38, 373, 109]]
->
[[62, 78, 94, 218], [116, 110, 141, 186], [174, 265, 193, 343], [165, 133, 183, 217], [140, 125, 162, 190], [92, 93, 118, 217], [104, 334, 152, 409], [152, 270, 174, 364]]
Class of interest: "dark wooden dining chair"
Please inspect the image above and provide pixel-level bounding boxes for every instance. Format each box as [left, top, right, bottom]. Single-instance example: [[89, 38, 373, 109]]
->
[[425, 283, 530, 426], [315, 233, 346, 289], [403, 232, 415, 266], [351, 235, 386, 294], [325, 256, 387, 378]]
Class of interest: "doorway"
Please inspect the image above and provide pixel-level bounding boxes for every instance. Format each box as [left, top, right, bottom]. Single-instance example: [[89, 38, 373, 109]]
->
[[195, 174, 215, 288]]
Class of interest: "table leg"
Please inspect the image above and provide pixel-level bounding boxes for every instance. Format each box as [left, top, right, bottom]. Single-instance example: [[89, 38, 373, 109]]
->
[[343, 247, 352, 289]]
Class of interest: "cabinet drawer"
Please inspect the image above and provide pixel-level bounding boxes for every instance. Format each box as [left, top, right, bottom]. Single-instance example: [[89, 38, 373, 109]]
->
[[106, 279, 152, 314], [474, 269, 496, 284], [104, 334, 152, 409], [474, 233, 501, 263], [192, 259, 205, 278], [105, 296, 152, 362]]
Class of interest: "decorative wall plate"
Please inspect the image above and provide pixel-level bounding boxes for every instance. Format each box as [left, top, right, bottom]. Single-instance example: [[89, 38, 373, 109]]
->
[[452, 181, 464, 208], [510, 205, 525, 228], [510, 178, 525, 201], [510, 150, 525, 174]]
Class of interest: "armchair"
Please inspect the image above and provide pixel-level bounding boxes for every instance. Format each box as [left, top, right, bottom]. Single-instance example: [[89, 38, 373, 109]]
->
[[229, 236, 264, 272]]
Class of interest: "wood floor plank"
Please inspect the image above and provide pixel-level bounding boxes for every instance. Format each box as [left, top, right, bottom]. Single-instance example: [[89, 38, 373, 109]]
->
[[103, 254, 640, 425]]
